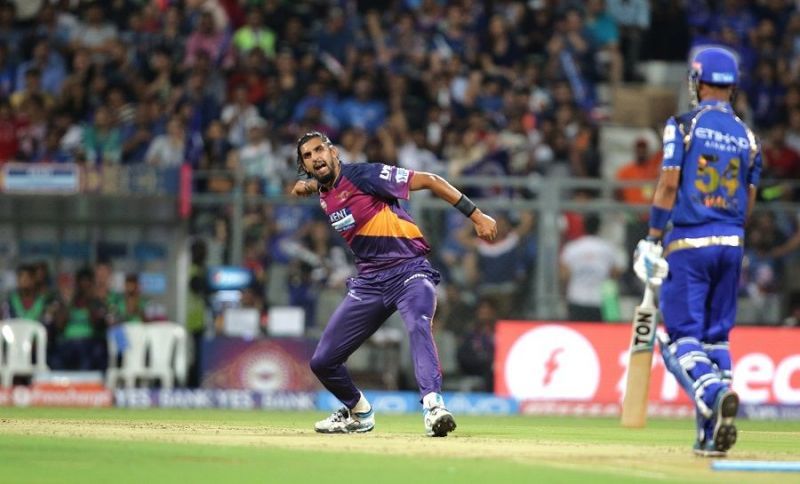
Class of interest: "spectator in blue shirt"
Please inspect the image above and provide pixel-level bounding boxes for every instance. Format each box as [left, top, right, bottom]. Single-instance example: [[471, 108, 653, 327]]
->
[[606, 0, 650, 81], [33, 128, 73, 164], [480, 14, 520, 83], [16, 39, 66, 96], [337, 76, 387, 135], [32, 4, 72, 51], [120, 104, 153, 164], [179, 69, 221, 133], [314, 7, 354, 64], [0, 2, 23, 63], [585, 0, 622, 83], [0, 43, 15, 98], [747, 59, 786, 128], [291, 80, 340, 128], [710, 0, 757, 40]]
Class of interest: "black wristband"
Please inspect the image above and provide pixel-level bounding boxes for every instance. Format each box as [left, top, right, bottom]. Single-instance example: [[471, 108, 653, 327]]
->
[[454, 194, 477, 217]]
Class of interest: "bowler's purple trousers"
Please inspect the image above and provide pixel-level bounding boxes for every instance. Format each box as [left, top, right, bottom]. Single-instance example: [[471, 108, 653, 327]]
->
[[310, 257, 442, 408]]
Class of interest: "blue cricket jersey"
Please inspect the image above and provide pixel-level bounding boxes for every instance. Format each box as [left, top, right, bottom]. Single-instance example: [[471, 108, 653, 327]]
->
[[661, 100, 762, 240]]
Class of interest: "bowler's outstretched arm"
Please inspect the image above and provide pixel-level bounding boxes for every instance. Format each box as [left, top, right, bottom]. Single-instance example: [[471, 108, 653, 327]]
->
[[409, 172, 497, 242]]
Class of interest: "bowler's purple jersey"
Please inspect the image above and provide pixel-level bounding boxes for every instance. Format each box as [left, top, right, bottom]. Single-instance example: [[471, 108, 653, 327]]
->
[[319, 163, 430, 273]]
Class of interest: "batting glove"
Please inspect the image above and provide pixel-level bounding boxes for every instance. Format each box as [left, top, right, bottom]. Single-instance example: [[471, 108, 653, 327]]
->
[[633, 239, 669, 287]]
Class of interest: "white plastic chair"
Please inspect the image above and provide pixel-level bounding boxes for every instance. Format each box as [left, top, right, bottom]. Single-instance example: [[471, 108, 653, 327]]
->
[[267, 306, 305, 337], [144, 322, 188, 389], [222, 307, 260, 339], [0, 319, 49, 387], [106, 323, 148, 389]]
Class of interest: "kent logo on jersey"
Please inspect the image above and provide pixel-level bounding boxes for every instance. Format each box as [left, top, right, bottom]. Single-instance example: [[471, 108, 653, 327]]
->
[[329, 208, 356, 233]]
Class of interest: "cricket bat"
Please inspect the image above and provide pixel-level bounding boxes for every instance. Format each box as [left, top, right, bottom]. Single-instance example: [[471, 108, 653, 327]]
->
[[621, 284, 658, 428]]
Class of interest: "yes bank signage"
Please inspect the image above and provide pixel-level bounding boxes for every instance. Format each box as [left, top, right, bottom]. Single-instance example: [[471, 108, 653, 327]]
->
[[316, 391, 517, 415], [495, 322, 800, 405]]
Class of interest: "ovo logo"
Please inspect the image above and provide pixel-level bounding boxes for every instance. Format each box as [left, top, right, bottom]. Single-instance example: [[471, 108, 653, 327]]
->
[[505, 325, 600, 400]]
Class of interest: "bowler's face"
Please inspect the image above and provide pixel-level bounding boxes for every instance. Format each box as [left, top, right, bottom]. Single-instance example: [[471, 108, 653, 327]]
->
[[300, 138, 338, 185]]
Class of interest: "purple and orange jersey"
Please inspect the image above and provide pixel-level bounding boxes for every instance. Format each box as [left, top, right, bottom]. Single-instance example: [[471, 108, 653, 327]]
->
[[319, 163, 430, 273]]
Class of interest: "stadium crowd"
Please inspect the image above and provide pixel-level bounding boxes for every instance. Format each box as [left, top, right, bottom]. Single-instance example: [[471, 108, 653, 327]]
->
[[2, 1, 800, 387], [2, 261, 159, 372]]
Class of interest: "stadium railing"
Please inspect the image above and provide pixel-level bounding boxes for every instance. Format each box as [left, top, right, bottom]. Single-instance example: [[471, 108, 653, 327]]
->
[[191, 169, 800, 324]]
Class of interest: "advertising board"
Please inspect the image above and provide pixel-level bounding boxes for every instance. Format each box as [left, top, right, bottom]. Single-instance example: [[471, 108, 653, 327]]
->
[[495, 322, 800, 412]]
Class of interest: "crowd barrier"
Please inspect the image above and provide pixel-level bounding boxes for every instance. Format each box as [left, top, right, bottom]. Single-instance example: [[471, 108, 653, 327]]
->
[[1, 323, 798, 420], [2, 387, 797, 421]]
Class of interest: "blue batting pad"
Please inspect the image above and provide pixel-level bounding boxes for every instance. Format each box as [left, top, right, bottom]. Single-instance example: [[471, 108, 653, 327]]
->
[[711, 461, 800, 472]]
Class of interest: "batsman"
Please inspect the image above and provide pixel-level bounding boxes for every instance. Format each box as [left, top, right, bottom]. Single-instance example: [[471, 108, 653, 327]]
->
[[633, 46, 762, 457]]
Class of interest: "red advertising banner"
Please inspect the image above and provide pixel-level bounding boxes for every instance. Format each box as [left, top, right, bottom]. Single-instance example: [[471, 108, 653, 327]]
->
[[495, 322, 800, 406], [0, 385, 112, 407]]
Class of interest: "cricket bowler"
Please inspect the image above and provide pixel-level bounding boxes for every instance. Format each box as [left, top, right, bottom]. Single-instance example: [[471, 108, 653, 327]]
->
[[291, 131, 497, 437]]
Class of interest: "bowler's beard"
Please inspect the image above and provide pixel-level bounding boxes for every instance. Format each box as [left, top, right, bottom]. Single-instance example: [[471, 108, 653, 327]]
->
[[311, 158, 338, 187], [314, 170, 335, 186]]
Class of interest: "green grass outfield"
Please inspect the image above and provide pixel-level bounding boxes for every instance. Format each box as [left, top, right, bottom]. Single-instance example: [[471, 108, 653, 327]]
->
[[1, 408, 799, 483]]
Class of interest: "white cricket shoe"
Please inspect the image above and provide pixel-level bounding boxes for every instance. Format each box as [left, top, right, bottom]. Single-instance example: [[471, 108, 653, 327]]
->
[[314, 407, 375, 434], [422, 393, 456, 437]]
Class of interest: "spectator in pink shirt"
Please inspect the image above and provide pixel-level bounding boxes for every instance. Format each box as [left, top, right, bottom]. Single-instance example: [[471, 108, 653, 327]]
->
[[185, 11, 232, 69]]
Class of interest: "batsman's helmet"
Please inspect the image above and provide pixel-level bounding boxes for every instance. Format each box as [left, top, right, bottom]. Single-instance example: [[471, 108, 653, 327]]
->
[[688, 46, 739, 107]]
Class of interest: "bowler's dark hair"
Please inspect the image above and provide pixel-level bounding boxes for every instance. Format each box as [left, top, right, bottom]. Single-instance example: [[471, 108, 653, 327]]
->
[[296, 131, 332, 176]]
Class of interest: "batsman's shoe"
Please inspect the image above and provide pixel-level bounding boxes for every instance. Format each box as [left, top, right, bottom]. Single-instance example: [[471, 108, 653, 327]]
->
[[693, 439, 727, 458], [711, 389, 739, 453], [314, 406, 375, 434], [423, 406, 457, 437]]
